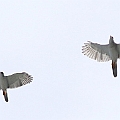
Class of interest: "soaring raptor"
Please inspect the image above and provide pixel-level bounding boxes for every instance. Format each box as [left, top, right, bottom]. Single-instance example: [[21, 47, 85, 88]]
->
[[82, 36, 120, 77], [0, 72, 33, 102]]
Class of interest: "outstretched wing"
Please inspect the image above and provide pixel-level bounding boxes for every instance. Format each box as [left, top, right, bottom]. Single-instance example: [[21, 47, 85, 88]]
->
[[6, 72, 33, 89], [82, 41, 111, 62]]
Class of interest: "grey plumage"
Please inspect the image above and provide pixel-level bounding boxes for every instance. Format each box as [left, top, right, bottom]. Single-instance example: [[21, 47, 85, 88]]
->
[[82, 36, 120, 77], [0, 72, 33, 102]]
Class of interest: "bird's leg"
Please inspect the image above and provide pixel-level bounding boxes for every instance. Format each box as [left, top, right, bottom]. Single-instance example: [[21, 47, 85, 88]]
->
[[112, 61, 116, 69], [111, 60, 117, 77], [3, 90, 6, 95]]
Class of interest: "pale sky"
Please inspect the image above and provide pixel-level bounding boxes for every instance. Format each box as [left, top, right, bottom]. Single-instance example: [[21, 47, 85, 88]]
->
[[1, 0, 120, 120]]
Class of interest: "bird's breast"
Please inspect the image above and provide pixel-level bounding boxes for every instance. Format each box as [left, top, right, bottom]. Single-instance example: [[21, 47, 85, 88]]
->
[[0, 77, 8, 90], [109, 46, 118, 61]]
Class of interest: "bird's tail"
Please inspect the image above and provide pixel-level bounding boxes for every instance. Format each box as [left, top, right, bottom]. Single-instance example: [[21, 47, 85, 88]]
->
[[112, 61, 117, 77], [3, 90, 8, 102]]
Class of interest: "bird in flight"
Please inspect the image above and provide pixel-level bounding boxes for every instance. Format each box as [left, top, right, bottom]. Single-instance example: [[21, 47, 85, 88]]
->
[[0, 72, 33, 102], [82, 36, 120, 77]]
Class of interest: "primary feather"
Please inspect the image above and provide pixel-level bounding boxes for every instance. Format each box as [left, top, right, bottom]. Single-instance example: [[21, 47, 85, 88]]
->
[[6, 72, 33, 88], [82, 41, 111, 62]]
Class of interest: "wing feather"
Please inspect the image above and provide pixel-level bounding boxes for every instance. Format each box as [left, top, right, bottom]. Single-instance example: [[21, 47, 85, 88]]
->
[[82, 41, 111, 62], [6, 72, 33, 89]]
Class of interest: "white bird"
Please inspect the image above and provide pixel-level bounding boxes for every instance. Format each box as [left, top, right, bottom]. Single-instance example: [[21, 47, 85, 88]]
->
[[82, 36, 120, 77], [0, 72, 33, 102]]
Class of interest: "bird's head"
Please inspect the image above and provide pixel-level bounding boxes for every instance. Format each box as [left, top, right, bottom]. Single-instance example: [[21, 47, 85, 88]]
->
[[0, 72, 4, 76], [109, 35, 114, 44]]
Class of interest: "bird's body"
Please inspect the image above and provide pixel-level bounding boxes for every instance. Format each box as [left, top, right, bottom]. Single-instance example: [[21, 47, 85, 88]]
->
[[0, 72, 33, 102], [109, 39, 118, 61], [82, 36, 120, 77], [0, 73, 8, 90], [0, 72, 9, 102]]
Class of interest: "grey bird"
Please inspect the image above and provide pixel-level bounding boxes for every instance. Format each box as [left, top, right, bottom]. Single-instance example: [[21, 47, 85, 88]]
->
[[0, 72, 33, 102], [82, 36, 120, 77]]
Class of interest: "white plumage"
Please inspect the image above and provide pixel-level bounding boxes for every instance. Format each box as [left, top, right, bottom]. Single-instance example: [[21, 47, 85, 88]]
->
[[0, 72, 33, 102], [82, 41, 111, 62], [82, 36, 120, 77]]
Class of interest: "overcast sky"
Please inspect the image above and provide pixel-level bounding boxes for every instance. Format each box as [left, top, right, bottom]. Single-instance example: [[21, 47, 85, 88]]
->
[[1, 0, 120, 120]]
